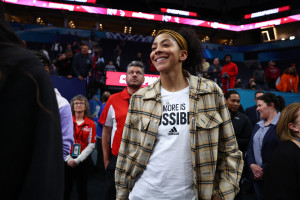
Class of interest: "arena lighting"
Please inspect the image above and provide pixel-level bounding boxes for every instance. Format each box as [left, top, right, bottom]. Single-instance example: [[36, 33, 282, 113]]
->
[[160, 8, 197, 17], [64, 0, 96, 4], [3, 0, 300, 32], [244, 5, 290, 19]]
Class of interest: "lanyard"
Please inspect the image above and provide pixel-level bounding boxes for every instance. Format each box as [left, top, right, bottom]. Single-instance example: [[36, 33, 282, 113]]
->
[[74, 123, 84, 143]]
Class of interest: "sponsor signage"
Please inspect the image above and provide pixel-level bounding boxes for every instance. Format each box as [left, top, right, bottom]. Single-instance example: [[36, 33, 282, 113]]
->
[[64, 0, 96, 4], [244, 5, 290, 19], [160, 8, 197, 17], [3, 0, 299, 31], [105, 71, 159, 87]]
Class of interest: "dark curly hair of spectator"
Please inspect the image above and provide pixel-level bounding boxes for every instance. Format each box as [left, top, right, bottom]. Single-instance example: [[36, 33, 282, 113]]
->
[[177, 27, 203, 76], [257, 92, 285, 112]]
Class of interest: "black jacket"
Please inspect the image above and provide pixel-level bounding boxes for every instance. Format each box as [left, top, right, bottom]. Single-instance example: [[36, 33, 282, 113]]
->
[[231, 111, 253, 153], [72, 52, 93, 77], [245, 104, 260, 127], [247, 123, 280, 171], [264, 140, 300, 200], [0, 44, 64, 200]]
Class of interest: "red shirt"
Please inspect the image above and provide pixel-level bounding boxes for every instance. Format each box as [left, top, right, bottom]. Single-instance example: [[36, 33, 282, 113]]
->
[[221, 62, 238, 78], [71, 116, 96, 154], [265, 66, 280, 82], [99, 88, 130, 156]]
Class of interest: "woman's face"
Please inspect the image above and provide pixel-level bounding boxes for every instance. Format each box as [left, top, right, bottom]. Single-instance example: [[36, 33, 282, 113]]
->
[[150, 33, 187, 73], [257, 100, 273, 119], [73, 100, 86, 113], [288, 109, 300, 135]]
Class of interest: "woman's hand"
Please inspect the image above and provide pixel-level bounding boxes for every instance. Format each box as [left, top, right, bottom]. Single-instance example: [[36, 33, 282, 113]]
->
[[250, 164, 263, 180], [67, 159, 78, 168]]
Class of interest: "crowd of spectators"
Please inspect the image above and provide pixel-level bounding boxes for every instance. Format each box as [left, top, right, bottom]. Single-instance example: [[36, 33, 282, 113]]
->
[[3, 17, 300, 200], [32, 35, 300, 98]]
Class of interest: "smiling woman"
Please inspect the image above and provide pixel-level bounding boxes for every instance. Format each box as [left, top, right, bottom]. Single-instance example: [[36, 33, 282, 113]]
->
[[115, 28, 243, 200], [247, 92, 285, 200]]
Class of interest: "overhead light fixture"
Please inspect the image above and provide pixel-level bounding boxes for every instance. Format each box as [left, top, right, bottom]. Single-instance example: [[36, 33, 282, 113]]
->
[[289, 36, 295, 40], [36, 17, 46, 25], [69, 20, 75, 28], [151, 29, 157, 36], [281, 38, 285, 40]]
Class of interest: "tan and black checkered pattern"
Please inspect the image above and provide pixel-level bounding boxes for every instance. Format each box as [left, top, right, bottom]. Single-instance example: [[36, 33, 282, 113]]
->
[[115, 73, 243, 200]]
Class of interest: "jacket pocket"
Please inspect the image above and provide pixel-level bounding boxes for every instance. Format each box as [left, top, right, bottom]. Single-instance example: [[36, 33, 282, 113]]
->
[[129, 115, 151, 145], [196, 112, 223, 129], [130, 115, 150, 131], [194, 112, 222, 156]]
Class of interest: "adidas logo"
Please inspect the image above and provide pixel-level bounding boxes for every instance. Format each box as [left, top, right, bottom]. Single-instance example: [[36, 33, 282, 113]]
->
[[168, 127, 179, 136]]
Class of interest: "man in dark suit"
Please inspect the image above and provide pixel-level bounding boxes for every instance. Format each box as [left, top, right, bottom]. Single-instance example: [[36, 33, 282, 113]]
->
[[245, 91, 264, 127], [225, 90, 253, 200]]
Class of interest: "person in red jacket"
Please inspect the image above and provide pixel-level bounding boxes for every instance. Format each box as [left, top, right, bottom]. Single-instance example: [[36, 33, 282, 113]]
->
[[221, 54, 238, 93], [276, 67, 299, 93], [65, 95, 96, 200], [265, 61, 280, 90]]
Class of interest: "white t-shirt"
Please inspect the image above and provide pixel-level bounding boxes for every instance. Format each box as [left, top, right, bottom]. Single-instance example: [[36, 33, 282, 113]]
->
[[129, 86, 195, 200]]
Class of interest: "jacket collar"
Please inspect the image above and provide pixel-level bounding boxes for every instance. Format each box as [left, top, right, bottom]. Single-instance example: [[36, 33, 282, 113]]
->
[[73, 115, 88, 125], [143, 71, 212, 101], [120, 87, 131, 100]]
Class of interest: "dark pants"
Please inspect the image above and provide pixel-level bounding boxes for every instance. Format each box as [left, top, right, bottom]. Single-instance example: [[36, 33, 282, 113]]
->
[[253, 180, 264, 200], [104, 154, 118, 200], [96, 137, 105, 174], [64, 158, 89, 200]]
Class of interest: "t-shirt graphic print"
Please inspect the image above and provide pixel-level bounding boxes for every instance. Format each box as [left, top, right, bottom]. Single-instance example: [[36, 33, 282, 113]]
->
[[129, 86, 196, 200]]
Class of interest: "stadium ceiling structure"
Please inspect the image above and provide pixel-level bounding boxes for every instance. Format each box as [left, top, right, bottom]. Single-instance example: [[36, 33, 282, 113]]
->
[[2, 0, 300, 45]]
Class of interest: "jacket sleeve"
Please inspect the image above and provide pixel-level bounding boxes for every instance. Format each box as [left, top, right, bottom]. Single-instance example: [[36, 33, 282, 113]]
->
[[281, 74, 288, 92], [227, 63, 238, 77], [293, 76, 299, 93], [75, 122, 96, 164], [247, 125, 259, 166], [212, 86, 244, 200], [115, 95, 139, 200], [236, 116, 253, 151], [59, 104, 74, 161]]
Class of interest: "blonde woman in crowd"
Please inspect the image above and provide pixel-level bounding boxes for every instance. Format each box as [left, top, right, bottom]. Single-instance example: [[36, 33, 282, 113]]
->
[[264, 103, 300, 200]]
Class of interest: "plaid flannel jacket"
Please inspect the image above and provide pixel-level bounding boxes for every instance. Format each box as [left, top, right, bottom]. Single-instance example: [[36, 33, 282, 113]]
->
[[115, 73, 243, 200]]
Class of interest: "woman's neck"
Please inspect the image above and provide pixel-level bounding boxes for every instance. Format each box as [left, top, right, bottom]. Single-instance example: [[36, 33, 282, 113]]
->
[[75, 112, 85, 122], [265, 110, 278, 125], [160, 71, 189, 92]]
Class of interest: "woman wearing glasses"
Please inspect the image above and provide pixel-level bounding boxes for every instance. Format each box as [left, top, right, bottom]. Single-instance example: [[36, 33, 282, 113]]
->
[[65, 95, 96, 200], [264, 103, 300, 200]]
